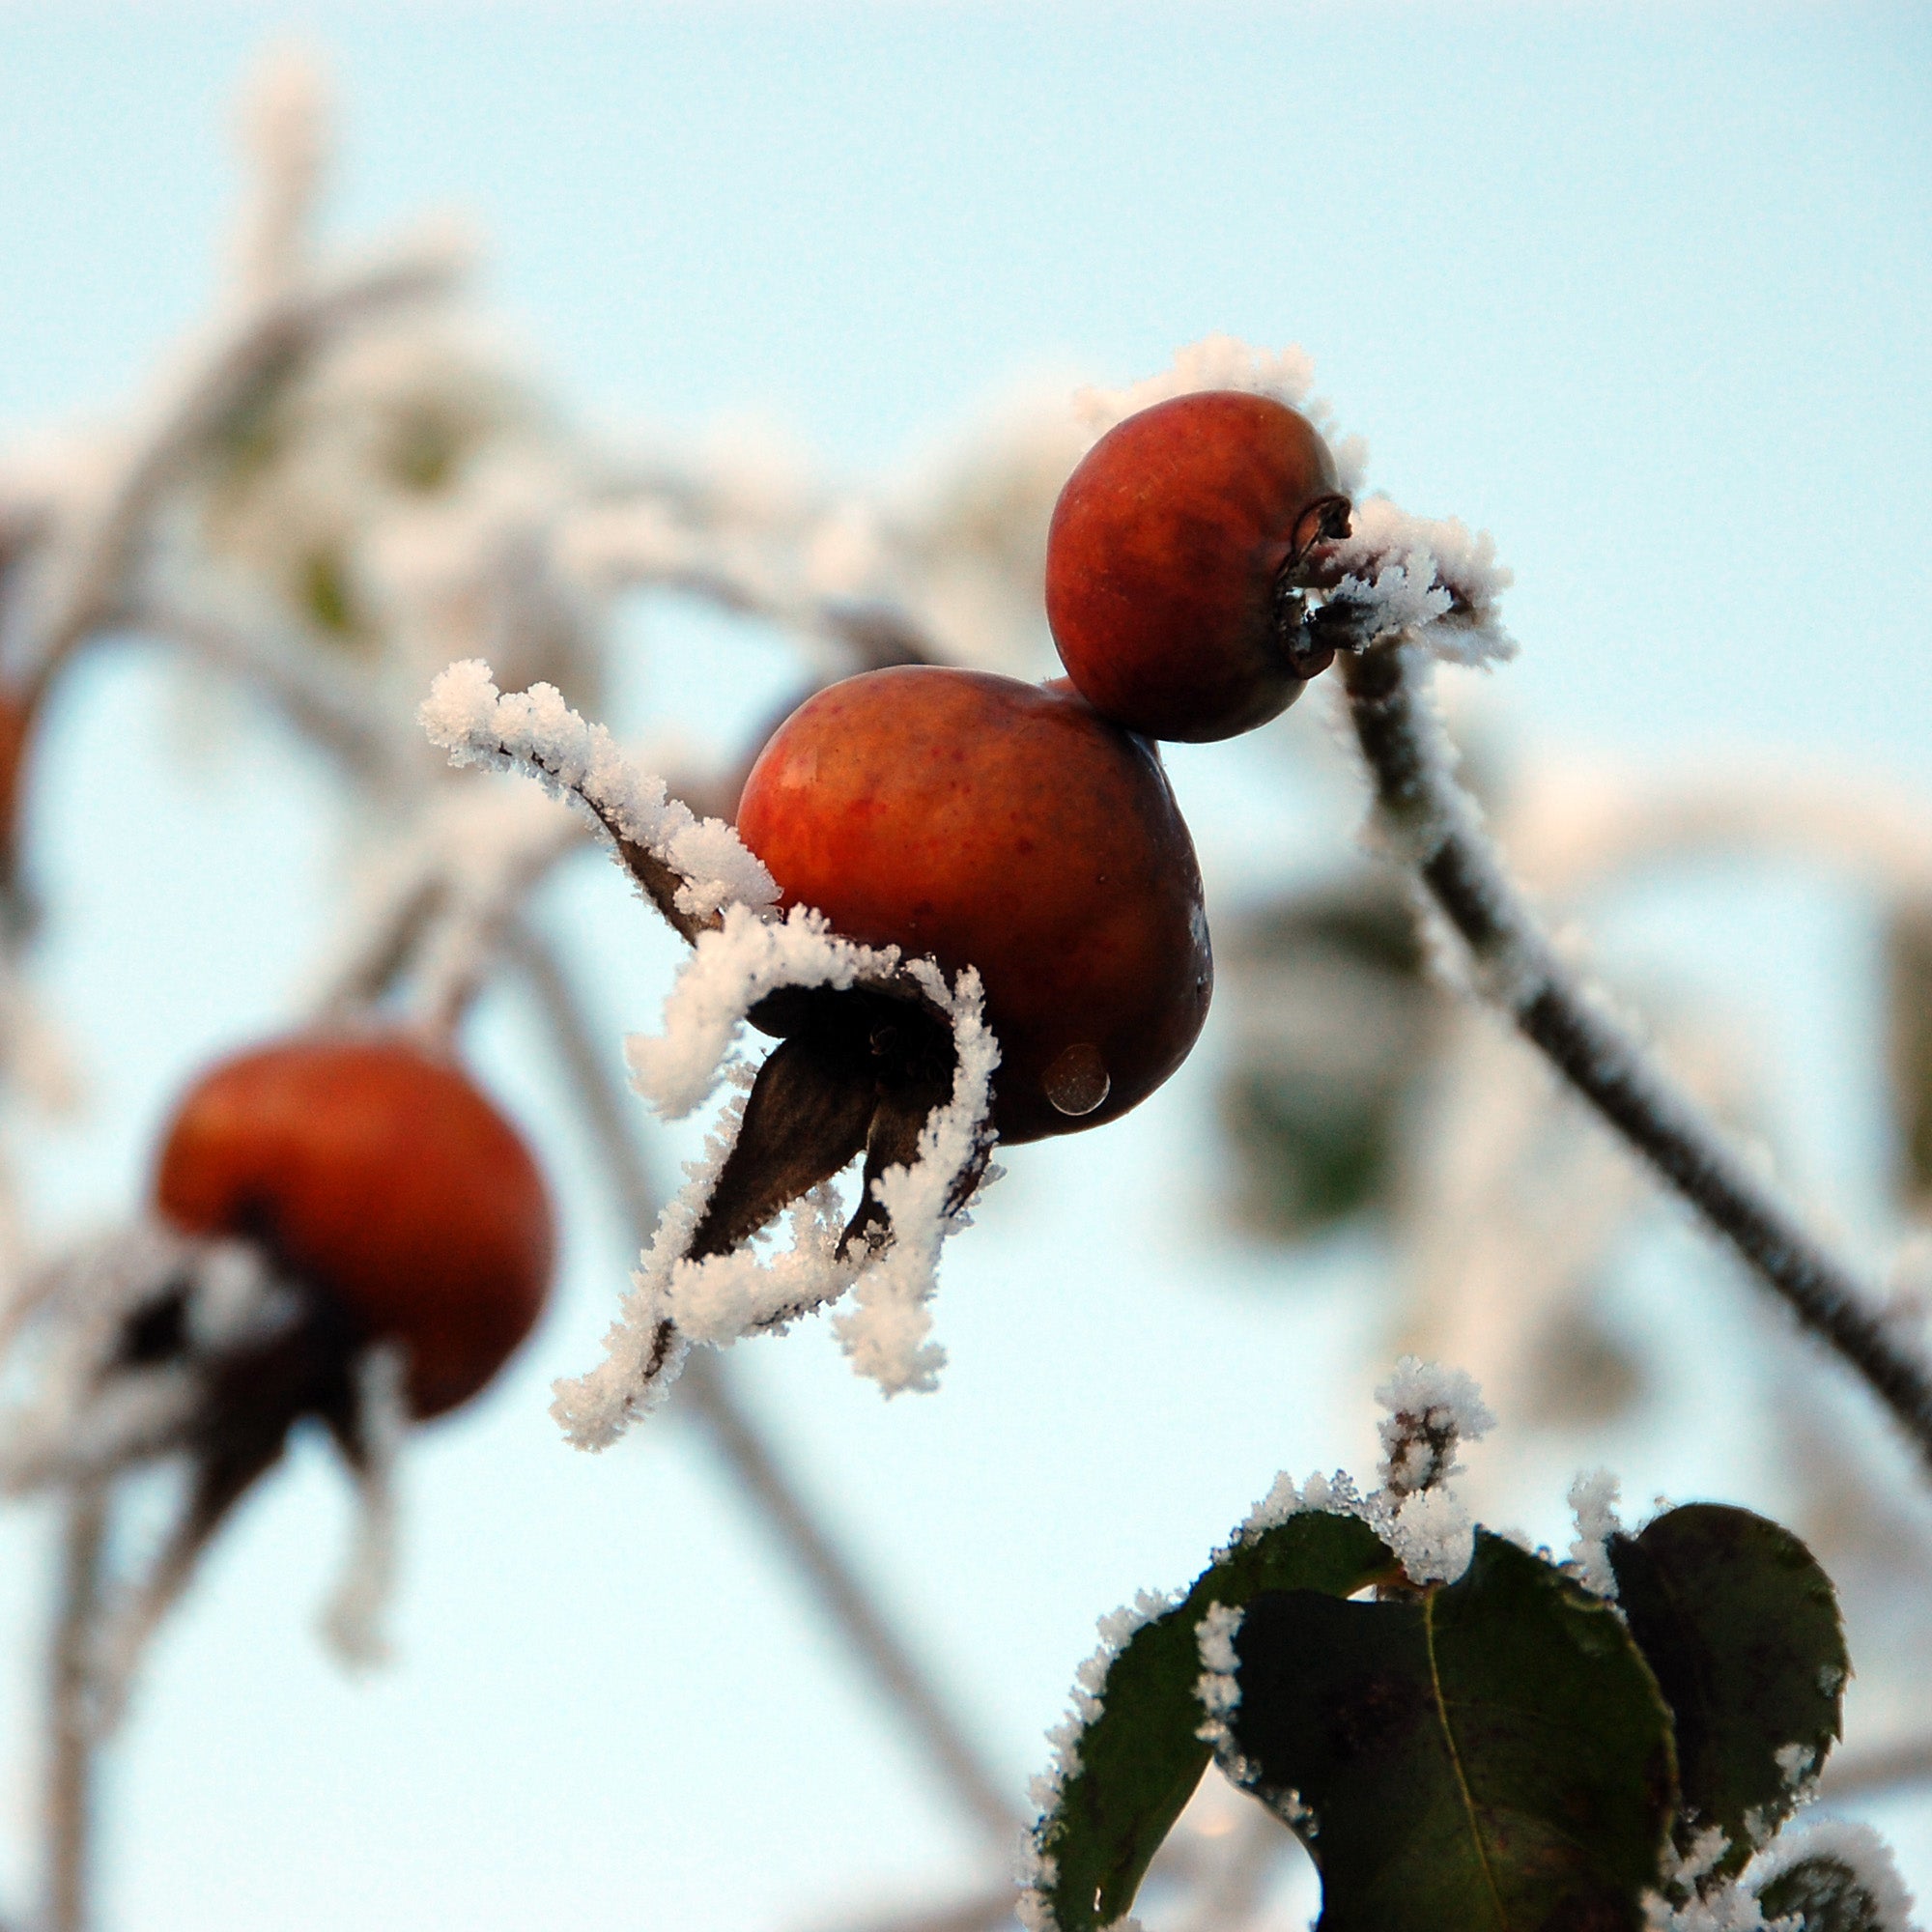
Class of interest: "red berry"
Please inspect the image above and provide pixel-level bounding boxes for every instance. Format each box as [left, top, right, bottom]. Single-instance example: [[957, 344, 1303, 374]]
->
[[735, 666, 1211, 1145], [1045, 391, 1351, 742], [154, 1036, 554, 1419]]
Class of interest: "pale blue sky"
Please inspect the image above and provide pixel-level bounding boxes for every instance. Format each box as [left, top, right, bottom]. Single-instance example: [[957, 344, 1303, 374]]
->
[[0, 7, 1927, 1928]]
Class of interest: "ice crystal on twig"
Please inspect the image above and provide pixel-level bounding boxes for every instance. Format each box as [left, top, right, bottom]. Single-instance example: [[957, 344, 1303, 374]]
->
[[419, 659, 777, 934]]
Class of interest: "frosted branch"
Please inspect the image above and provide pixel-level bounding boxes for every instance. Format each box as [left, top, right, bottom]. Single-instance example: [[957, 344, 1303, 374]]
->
[[1342, 638, 1932, 1474], [318, 1344, 407, 1667], [231, 44, 329, 303], [418, 659, 776, 943], [12, 230, 466, 697]]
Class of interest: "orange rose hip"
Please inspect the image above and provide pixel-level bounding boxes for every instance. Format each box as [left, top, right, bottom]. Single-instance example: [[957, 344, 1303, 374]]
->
[[735, 667, 1211, 1145]]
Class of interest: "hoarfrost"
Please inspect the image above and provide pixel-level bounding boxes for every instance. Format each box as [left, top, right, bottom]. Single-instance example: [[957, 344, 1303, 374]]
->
[[1192, 1602, 1244, 1753], [1747, 1819, 1918, 1932], [319, 1343, 407, 1667], [1019, 1588, 1176, 1932], [0, 1225, 297, 1492], [1566, 1468, 1624, 1599], [831, 960, 999, 1396], [1376, 1355, 1495, 1496], [1076, 334, 1318, 429], [418, 659, 778, 923], [554, 955, 999, 1444], [626, 902, 899, 1121], [1326, 496, 1516, 667], [1387, 1485, 1476, 1586]]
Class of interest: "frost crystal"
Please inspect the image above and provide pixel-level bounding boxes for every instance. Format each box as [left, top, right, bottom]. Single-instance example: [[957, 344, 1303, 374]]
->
[[1076, 334, 1318, 429], [0, 1224, 297, 1492], [1324, 496, 1516, 667], [1192, 1602, 1244, 1753], [626, 902, 900, 1121], [1747, 1819, 1918, 1932], [1375, 1355, 1495, 1496], [1019, 1589, 1176, 1932], [319, 1343, 407, 1667], [418, 659, 779, 923], [1566, 1468, 1624, 1600], [1387, 1485, 1476, 1586], [552, 952, 1000, 1446]]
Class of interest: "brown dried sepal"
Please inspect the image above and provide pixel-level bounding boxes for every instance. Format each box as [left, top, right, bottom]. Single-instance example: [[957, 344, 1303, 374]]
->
[[687, 978, 967, 1264]]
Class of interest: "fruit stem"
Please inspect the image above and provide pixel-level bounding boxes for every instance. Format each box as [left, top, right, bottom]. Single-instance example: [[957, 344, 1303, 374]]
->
[[1341, 637, 1932, 1476]]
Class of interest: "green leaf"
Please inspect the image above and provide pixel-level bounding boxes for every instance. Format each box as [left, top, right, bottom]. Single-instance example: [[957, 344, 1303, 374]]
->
[[1230, 1532, 1677, 1932], [1608, 1504, 1845, 1873], [1028, 1509, 1394, 1932], [1221, 1067, 1397, 1236], [1757, 1852, 1903, 1932]]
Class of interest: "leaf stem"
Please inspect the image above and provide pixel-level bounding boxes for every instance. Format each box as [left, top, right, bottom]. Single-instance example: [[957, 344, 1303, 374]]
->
[[1340, 639, 1932, 1472]]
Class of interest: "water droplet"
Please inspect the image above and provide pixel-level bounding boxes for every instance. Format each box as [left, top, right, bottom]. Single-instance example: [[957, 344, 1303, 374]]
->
[[1043, 1043, 1110, 1117]]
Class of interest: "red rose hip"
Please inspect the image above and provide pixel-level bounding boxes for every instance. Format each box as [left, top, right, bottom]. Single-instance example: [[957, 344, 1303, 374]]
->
[[1045, 390, 1351, 742], [154, 1035, 554, 1419], [735, 667, 1211, 1144]]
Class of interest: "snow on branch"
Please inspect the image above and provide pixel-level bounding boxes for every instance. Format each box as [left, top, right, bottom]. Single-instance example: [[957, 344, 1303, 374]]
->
[[1324, 495, 1516, 668], [11, 228, 469, 694], [1341, 637, 1932, 1477], [418, 659, 777, 940], [551, 917, 1000, 1448]]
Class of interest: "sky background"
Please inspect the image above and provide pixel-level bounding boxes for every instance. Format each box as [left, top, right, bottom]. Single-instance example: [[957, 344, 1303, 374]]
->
[[0, 5, 1928, 1928]]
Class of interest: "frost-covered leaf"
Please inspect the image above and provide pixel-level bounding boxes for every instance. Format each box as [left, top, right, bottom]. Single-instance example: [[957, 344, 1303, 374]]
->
[[1231, 1532, 1675, 1932], [1609, 1505, 1844, 1873], [1026, 1510, 1392, 1932]]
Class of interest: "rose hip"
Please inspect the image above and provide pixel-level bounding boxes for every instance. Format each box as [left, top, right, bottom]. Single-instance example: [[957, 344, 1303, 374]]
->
[[154, 1035, 554, 1418], [1045, 390, 1350, 742], [735, 666, 1211, 1144]]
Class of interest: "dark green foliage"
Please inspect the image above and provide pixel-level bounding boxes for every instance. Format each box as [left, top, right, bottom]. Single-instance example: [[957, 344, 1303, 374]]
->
[[1230, 1534, 1677, 1932], [1609, 1505, 1845, 1875], [1757, 1855, 1893, 1932], [1886, 901, 1932, 1208], [1029, 1510, 1394, 1932], [1218, 874, 1435, 1240]]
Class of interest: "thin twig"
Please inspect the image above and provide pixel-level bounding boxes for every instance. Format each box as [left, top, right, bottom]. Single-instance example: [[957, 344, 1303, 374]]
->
[[45, 1486, 107, 1932], [506, 918, 1021, 1849], [1341, 639, 1932, 1470]]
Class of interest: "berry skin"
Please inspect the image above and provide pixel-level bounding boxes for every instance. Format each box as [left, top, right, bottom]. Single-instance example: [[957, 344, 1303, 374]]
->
[[1045, 390, 1351, 743], [735, 666, 1211, 1145], [154, 1036, 554, 1419]]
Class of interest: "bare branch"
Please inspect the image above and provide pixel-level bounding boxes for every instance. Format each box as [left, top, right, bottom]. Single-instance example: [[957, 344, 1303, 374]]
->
[[1341, 639, 1932, 1472]]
